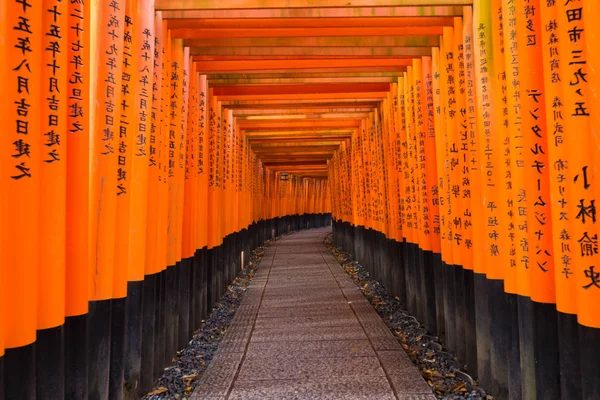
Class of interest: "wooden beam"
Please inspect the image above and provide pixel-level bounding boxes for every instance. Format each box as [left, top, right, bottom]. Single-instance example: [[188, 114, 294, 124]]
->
[[172, 26, 444, 39], [231, 107, 374, 115], [212, 77, 397, 85], [201, 67, 407, 74], [166, 16, 454, 29], [195, 59, 412, 72], [240, 113, 370, 120], [216, 92, 388, 101], [185, 36, 438, 48], [251, 141, 343, 147], [209, 72, 402, 79], [212, 83, 390, 96], [237, 119, 362, 129], [224, 100, 381, 107], [161, 6, 464, 18], [192, 48, 431, 58], [156, 1, 471, 11]]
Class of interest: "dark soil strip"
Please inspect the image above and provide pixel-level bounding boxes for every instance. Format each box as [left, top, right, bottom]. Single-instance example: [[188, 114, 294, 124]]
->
[[324, 234, 491, 400], [144, 237, 277, 400]]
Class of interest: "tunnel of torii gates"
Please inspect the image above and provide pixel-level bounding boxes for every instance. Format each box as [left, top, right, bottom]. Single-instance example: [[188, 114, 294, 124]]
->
[[1, 0, 600, 399]]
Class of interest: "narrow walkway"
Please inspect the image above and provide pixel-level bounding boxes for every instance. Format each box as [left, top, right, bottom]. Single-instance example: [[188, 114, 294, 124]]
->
[[191, 228, 434, 400]]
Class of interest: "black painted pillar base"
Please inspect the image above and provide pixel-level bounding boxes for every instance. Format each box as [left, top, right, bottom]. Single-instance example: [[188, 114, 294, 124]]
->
[[488, 279, 509, 400], [473, 272, 492, 390], [432, 254, 445, 342], [443, 262, 457, 355], [0, 355, 4, 400], [505, 293, 521, 400], [4, 343, 35, 400], [579, 324, 600, 400], [557, 312, 582, 400], [124, 280, 144, 400], [463, 269, 477, 378], [109, 296, 127, 400], [140, 274, 157, 395], [421, 250, 437, 335], [177, 258, 191, 350], [454, 265, 467, 364], [36, 325, 64, 400], [532, 301, 560, 399], [88, 300, 111, 400], [154, 270, 166, 381], [64, 314, 88, 400]]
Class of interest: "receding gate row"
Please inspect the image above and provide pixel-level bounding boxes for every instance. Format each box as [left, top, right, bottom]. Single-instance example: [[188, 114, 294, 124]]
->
[[330, 2, 600, 400], [0, 1, 330, 399]]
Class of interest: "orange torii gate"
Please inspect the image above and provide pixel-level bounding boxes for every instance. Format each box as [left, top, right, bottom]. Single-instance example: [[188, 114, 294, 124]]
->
[[1, 1, 600, 400]]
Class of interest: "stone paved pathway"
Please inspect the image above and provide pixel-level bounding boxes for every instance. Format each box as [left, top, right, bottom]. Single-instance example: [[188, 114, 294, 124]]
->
[[191, 227, 435, 400]]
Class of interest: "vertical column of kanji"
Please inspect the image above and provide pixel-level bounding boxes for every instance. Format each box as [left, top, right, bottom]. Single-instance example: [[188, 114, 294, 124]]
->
[[421, 56, 442, 336], [394, 77, 409, 305], [1, 1, 41, 399], [463, 5, 484, 294], [389, 85, 402, 244], [404, 66, 418, 250], [36, 0, 67, 397], [176, 47, 189, 264], [412, 60, 427, 251], [389, 91, 402, 244], [109, 2, 136, 396], [64, 1, 90, 398], [585, 0, 600, 209], [88, 1, 125, 399], [583, 3, 600, 380], [404, 67, 419, 320], [500, 0, 525, 297], [397, 77, 408, 244], [500, 5, 530, 396], [414, 57, 436, 333], [432, 47, 450, 344], [123, 1, 153, 397], [489, 2, 512, 396], [451, 19, 472, 366], [557, 2, 600, 398], [459, 5, 482, 378], [440, 33, 460, 355], [140, 11, 161, 391], [195, 74, 208, 320], [174, 47, 190, 351], [155, 25, 171, 375], [388, 91, 401, 242], [223, 108, 234, 289], [404, 70, 414, 249], [358, 120, 369, 232], [515, 1, 562, 399], [452, 18, 473, 273], [377, 105, 389, 238], [165, 37, 183, 363], [472, 0, 496, 390], [432, 45, 451, 267], [431, 47, 452, 348], [206, 88, 218, 310], [557, 0, 598, 311], [182, 62, 197, 337], [389, 85, 401, 243], [422, 59, 441, 256]]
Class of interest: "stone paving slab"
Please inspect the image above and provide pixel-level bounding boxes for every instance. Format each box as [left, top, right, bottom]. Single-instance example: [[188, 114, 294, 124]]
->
[[253, 314, 360, 329], [244, 339, 376, 359], [192, 227, 433, 400], [237, 356, 385, 381], [229, 377, 397, 400]]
